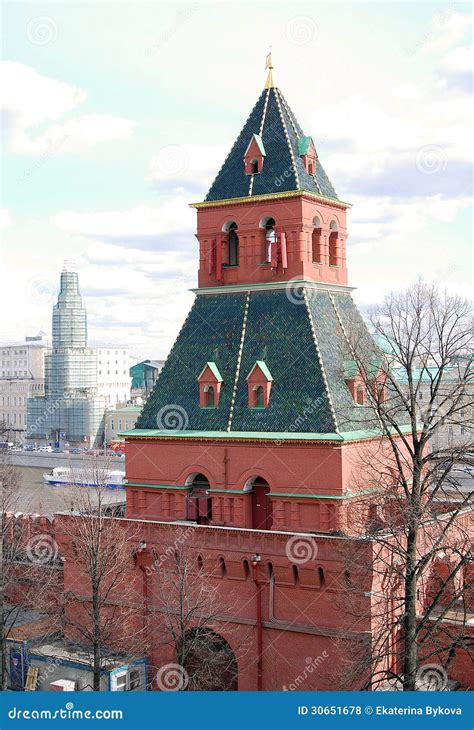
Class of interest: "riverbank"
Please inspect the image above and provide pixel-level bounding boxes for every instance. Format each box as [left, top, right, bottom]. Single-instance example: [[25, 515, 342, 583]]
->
[[7, 450, 126, 470]]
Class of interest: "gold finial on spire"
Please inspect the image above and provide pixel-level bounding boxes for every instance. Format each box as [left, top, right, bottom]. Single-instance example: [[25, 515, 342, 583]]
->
[[264, 50, 274, 89]]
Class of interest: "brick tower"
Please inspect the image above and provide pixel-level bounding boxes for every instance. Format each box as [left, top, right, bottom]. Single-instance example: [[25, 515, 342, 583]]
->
[[122, 60, 391, 689]]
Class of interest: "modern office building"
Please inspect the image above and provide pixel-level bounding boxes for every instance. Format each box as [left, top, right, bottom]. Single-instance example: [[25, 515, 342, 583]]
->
[[0, 334, 47, 442], [27, 268, 105, 446]]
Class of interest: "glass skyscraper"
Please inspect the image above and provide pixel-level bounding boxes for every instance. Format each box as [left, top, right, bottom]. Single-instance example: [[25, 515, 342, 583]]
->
[[27, 268, 105, 446]]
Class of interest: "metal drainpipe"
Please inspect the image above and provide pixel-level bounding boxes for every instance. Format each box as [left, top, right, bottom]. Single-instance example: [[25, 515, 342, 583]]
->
[[134, 546, 150, 678], [251, 554, 263, 691]]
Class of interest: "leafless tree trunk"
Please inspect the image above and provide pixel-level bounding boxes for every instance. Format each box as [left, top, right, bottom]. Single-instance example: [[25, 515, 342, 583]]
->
[[0, 421, 59, 690], [151, 540, 242, 691], [336, 282, 473, 690], [57, 458, 144, 691]]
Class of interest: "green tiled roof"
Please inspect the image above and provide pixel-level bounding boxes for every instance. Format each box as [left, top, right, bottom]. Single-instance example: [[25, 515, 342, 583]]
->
[[205, 88, 338, 202], [134, 287, 389, 437]]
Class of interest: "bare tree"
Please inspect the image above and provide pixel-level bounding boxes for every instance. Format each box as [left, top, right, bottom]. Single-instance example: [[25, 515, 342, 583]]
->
[[150, 539, 242, 691], [335, 282, 473, 690], [56, 459, 145, 691], [0, 421, 60, 690]]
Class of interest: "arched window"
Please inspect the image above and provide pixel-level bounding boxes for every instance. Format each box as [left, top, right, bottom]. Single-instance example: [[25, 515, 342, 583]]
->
[[186, 473, 212, 524], [243, 559, 250, 579], [228, 222, 239, 266], [329, 220, 338, 267], [344, 570, 352, 587], [251, 159, 259, 174], [318, 567, 325, 587], [197, 554, 204, 571], [292, 565, 300, 585], [312, 216, 322, 263], [205, 385, 215, 408], [268, 561, 274, 580], [248, 477, 273, 530], [356, 385, 365, 405], [254, 385, 264, 408], [260, 217, 276, 262], [219, 556, 227, 577], [308, 160, 314, 176]]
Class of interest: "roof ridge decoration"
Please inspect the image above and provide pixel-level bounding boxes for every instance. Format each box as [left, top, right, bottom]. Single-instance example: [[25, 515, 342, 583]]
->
[[303, 288, 339, 433], [226, 291, 251, 432], [274, 87, 300, 190], [204, 80, 339, 203], [328, 292, 384, 430]]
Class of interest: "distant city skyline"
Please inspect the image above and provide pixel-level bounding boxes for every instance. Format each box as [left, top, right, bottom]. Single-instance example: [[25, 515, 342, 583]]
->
[[1, 2, 472, 359]]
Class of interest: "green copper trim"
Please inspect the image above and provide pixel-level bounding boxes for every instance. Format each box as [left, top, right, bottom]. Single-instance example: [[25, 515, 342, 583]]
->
[[198, 361, 223, 382], [120, 425, 412, 442], [267, 488, 379, 499], [249, 360, 273, 381], [126, 482, 189, 490], [298, 136, 314, 156], [191, 280, 355, 295]]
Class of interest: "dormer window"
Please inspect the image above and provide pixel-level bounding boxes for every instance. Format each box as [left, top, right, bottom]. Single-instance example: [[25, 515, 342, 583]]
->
[[198, 362, 223, 408], [344, 359, 366, 406], [246, 360, 273, 408], [298, 136, 317, 176], [244, 134, 266, 175]]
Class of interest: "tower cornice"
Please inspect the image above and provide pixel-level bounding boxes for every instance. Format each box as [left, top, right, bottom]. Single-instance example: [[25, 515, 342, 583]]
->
[[190, 189, 352, 211], [191, 280, 356, 296]]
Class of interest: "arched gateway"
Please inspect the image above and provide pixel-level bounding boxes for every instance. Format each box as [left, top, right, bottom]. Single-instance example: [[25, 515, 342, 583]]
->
[[182, 629, 238, 691]]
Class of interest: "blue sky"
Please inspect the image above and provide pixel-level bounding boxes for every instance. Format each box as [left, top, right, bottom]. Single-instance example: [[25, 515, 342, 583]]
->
[[1, 1, 473, 358]]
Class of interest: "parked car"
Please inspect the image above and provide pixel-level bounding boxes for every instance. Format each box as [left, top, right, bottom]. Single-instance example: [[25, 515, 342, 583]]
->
[[38, 445, 53, 453], [23, 444, 35, 452]]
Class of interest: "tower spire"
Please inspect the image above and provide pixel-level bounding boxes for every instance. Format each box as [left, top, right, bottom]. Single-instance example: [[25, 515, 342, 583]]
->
[[264, 51, 274, 89]]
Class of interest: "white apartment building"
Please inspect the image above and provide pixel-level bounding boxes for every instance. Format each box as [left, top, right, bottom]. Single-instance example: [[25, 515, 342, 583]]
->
[[95, 347, 133, 406], [0, 335, 47, 442]]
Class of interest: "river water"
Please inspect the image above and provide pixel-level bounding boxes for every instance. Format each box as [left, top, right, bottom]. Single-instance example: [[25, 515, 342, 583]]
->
[[9, 465, 126, 516]]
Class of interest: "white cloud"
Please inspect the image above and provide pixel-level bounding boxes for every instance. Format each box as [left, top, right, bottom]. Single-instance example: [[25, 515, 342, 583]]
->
[[0, 209, 11, 229], [51, 197, 194, 238], [1, 61, 135, 154], [440, 44, 474, 73], [149, 143, 229, 195], [422, 10, 472, 54]]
